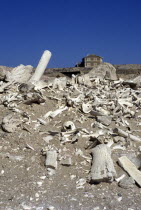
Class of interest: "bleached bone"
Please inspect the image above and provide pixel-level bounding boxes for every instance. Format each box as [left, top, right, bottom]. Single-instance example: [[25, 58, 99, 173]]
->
[[112, 145, 126, 150], [118, 156, 141, 187], [52, 77, 67, 90], [43, 106, 68, 119], [106, 139, 114, 147], [63, 121, 76, 131], [60, 156, 72, 166], [66, 94, 84, 107], [123, 108, 135, 117], [115, 174, 126, 183], [95, 107, 110, 115], [76, 178, 87, 189], [82, 129, 107, 138], [33, 80, 49, 90], [6, 65, 33, 83], [89, 144, 117, 183], [30, 50, 51, 82], [118, 98, 133, 108], [81, 103, 92, 113], [2, 113, 23, 133], [113, 128, 141, 142], [77, 74, 92, 87], [0, 81, 14, 93], [45, 150, 57, 175]]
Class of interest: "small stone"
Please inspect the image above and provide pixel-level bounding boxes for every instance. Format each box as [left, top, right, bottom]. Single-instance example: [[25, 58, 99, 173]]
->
[[70, 175, 76, 180], [43, 135, 53, 143], [40, 176, 46, 179], [35, 193, 39, 198], [1, 170, 4, 175], [76, 178, 86, 189], [118, 176, 135, 189], [37, 181, 43, 187], [93, 207, 100, 210], [47, 205, 55, 210], [61, 157, 72, 166]]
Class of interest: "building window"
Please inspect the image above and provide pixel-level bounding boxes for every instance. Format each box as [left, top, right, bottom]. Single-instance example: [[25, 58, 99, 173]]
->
[[86, 58, 91, 61], [93, 57, 97, 61], [86, 63, 91, 67]]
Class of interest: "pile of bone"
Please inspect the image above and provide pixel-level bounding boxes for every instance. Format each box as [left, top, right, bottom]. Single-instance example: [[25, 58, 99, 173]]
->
[[1, 50, 141, 189]]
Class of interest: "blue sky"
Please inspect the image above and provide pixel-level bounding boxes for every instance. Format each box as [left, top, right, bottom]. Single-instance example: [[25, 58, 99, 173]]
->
[[0, 0, 141, 68]]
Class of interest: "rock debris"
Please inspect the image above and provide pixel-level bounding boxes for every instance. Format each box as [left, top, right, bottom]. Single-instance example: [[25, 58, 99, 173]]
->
[[1, 50, 141, 209]]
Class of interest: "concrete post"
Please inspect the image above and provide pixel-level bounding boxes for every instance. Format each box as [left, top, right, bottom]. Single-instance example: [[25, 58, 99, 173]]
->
[[30, 50, 52, 82]]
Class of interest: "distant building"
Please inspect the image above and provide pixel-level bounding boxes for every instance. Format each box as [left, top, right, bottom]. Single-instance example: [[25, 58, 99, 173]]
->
[[76, 54, 103, 67]]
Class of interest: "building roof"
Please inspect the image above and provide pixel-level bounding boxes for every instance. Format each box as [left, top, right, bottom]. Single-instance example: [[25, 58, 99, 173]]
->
[[84, 54, 103, 59]]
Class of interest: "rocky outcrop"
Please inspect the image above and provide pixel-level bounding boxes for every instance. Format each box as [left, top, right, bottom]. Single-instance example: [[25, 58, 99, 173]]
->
[[88, 62, 117, 80]]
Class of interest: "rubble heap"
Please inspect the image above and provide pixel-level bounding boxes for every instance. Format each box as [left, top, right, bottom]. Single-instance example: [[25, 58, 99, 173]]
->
[[1, 50, 141, 209]]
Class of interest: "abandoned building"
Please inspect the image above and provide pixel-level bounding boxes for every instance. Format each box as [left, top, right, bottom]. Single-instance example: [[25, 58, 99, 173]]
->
[[76, 54, 103, 67]]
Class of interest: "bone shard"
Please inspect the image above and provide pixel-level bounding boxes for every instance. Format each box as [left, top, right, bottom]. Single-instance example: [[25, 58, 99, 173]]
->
[[62, 121, 76, 132], [30, 50, 51, 82], [118, 156, 141, 187], [45, 150, 57, 176], [113, 128, 141, 142], [89, 144, 117, 183]]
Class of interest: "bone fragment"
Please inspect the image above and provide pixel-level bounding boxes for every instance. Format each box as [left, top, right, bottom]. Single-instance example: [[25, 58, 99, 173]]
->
[[62, 121, 76, 132], [43, 106, 68, 119], [52, 77, 67, 90], [43, 135, 53, 143], [77, 74, 92, 87], [118, 156, 141, 187], [76, 178, 86, 189], [89, 144, 117, 183], [0, 81, 14, 93], [61, 157, 72, 166], [113, 128, 141, 142], [115, 174, 126, 182], [30, 50, 51, 82], [82, 103, 92, 113], [45, 150, 57, 169]]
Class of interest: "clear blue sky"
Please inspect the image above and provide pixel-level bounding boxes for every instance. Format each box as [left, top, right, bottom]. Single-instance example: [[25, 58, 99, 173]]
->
[[0, 0, 141, 68]]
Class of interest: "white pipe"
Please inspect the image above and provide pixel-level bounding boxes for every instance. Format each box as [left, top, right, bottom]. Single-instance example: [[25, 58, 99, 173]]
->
[[30, 50, 52, 82]]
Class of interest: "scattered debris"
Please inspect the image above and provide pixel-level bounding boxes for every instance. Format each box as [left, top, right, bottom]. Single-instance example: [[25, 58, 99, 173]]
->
[[1, 51, 141, 209]]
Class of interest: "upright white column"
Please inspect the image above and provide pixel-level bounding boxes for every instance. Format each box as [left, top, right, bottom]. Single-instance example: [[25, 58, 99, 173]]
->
[[30, 50, 52, 82]]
